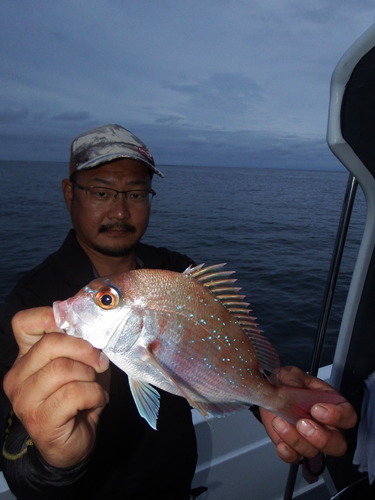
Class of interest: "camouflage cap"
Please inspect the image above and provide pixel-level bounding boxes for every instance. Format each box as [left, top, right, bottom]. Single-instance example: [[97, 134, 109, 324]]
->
[[69, 123, 164, 177]]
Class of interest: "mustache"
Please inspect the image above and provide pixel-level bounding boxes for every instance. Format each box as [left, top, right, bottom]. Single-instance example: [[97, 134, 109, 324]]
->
[[98, 222, 137, 234]]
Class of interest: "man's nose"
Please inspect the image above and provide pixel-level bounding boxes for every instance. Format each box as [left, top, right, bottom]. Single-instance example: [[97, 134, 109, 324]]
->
[[108, 195, 131, 218]]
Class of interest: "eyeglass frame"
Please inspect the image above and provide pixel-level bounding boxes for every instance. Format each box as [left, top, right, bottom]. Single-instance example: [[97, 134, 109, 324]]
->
[[71, 180, 156, 204]]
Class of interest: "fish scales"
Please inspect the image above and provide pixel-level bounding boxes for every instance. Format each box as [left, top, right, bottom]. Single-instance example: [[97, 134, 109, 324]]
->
[[114, 269, 263, 402]]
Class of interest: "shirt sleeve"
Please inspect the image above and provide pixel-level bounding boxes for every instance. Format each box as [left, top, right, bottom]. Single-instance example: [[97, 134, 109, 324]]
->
[[2, 412, 91, 499]]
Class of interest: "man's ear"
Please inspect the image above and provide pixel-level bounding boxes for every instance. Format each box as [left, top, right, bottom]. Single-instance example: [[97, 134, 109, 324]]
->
[[62, 178, 73, 211]]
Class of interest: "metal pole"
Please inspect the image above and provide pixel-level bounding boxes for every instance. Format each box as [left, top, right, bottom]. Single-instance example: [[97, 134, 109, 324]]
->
[[283, 173, 358, 500], [309, 173, 358, 377]]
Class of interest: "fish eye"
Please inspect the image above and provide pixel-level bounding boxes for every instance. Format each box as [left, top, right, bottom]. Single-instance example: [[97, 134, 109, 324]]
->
[[95, 286, 120, 310]]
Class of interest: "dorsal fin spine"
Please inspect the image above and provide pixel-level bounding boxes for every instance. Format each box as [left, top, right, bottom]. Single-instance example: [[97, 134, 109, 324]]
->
[[186, 263, 280, 375]]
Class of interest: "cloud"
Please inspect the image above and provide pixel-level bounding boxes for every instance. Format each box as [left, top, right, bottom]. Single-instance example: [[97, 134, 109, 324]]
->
[[0, 108, 29, 124], [53, 112, 91, 122], [0, 0, 373, 170], [136, 123, 341, 171], [165, 73, 264, 127]]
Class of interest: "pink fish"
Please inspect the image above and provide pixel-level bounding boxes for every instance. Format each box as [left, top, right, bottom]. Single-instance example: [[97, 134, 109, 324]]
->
[[53, 264, 345, 429]]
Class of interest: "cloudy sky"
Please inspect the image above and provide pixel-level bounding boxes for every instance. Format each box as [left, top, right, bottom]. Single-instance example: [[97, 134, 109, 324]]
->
[[1, 0, 374, 169]]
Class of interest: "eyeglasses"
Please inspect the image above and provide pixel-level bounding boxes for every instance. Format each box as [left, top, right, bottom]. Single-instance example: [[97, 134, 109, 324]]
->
[[72, 181, 156, 206]]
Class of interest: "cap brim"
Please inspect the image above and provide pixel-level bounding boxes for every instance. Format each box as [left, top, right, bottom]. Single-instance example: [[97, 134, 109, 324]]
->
[[75, 152, 164, 177]]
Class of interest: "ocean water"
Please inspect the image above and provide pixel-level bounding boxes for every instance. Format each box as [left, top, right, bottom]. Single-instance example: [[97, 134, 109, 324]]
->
[[0, 160, 366, 370]]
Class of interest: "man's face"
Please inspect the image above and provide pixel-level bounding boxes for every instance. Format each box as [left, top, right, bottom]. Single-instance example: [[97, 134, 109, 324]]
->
[[63, 159, 153, 257]]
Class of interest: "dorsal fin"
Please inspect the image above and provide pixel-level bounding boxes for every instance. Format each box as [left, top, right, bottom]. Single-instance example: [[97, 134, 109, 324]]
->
[[184, 263, 280, 375]]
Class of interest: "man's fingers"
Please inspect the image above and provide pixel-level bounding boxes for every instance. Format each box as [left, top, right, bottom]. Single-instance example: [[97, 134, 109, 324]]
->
[[33, 381, 109, 434], [12, 308, 109, 373], [6, 331, 109, 386], [10, 357, 98, 415], [296, 419, 348, 457], [275, 442, 303, 463], [272, 414, 350, 462], [272, 417, 319, 459], [11, 307, 60, 354], [311, 401, 358, 429], [25, 380, 109, 468]]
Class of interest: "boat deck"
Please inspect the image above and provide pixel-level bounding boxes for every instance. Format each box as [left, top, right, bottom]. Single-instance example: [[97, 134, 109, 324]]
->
[[295, 483, 330, 500]]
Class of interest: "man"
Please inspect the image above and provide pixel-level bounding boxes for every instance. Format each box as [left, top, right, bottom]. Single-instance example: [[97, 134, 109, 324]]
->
[[0, 124, 356, 499]]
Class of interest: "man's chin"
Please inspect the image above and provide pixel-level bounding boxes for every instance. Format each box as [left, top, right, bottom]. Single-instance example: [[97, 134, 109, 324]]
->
[[92, 243, 135, 258]]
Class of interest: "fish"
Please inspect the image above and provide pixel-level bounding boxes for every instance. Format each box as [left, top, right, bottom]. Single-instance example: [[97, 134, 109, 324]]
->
[[53, 263, 345, 430]]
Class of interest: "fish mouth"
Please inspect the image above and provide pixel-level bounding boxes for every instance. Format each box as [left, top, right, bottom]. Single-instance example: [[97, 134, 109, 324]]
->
[[53, 300, 75, 334]]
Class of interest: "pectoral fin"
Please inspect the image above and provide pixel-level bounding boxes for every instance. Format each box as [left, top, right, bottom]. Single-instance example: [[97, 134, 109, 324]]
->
[[128, 377, 161, 430]]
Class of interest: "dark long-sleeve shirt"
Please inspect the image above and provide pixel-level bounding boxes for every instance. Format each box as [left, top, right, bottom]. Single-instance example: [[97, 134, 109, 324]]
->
[[0, 230, 197, 499]]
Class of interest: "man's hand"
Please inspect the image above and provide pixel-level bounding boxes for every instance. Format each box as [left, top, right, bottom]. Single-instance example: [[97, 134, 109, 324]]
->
[[260, 366, 357, 463], [3, 306, 110, 468]]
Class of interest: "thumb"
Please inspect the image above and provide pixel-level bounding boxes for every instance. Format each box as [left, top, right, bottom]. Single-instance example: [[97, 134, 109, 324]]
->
[[12, 306, 62, 356]]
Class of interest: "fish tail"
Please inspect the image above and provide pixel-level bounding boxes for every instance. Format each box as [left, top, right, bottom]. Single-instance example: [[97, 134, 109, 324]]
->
[[274, 386, 346, 424]]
